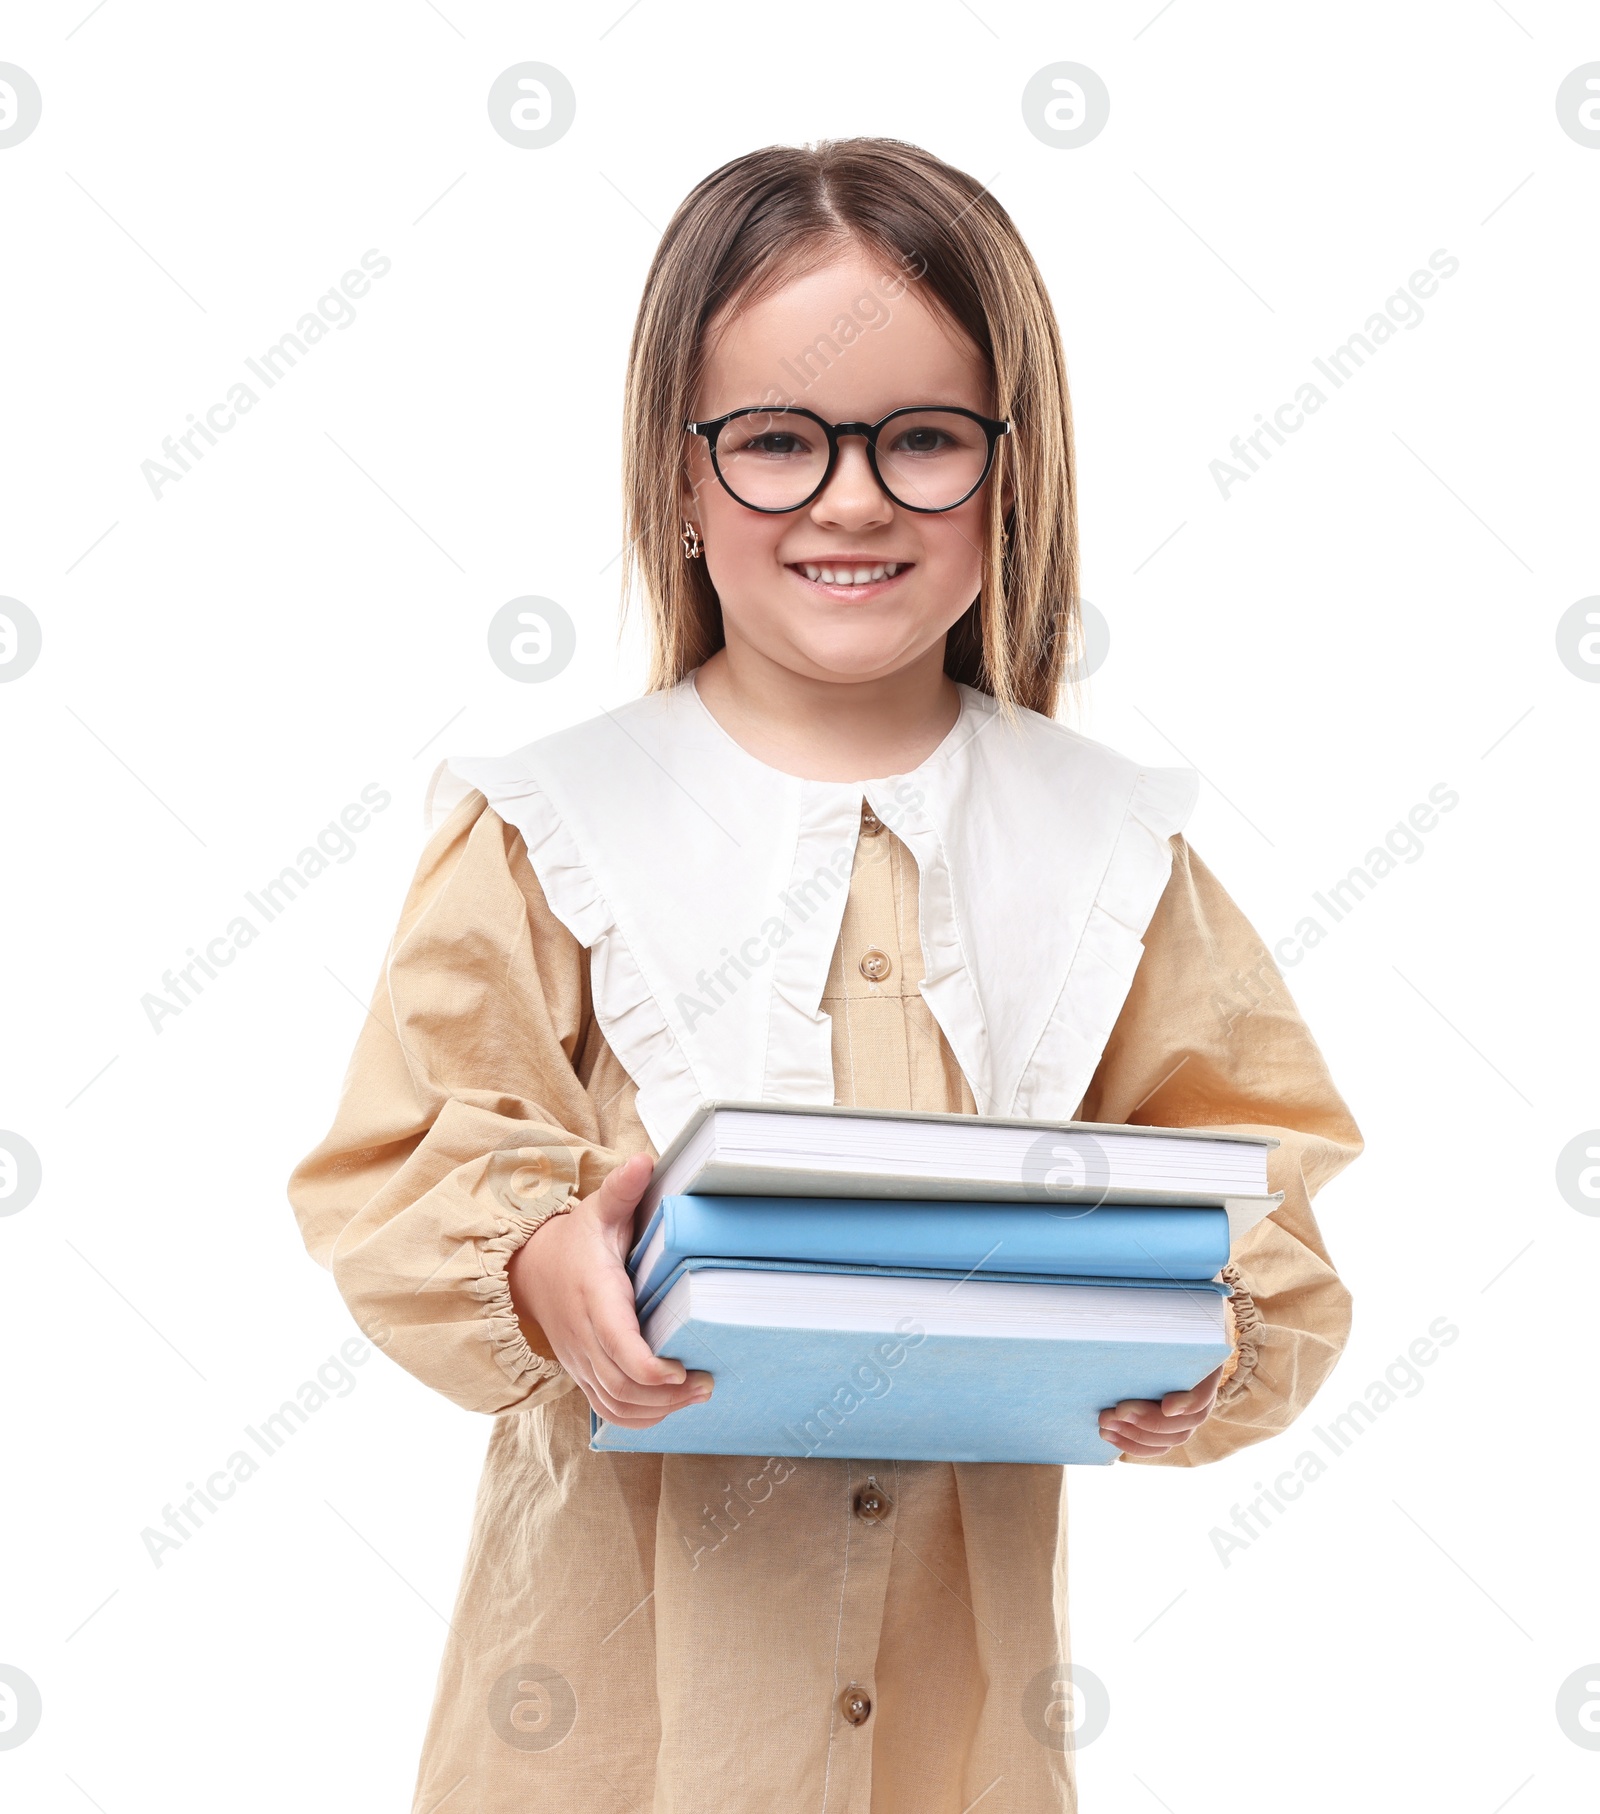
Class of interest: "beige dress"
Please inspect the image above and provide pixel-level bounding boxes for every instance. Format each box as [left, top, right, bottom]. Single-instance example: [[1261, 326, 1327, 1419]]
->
[[287, 788, 1361, 1813]]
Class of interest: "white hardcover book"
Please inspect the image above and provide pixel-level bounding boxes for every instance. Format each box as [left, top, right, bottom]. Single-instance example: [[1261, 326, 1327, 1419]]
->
[[636, 1101, 1282, 1248]]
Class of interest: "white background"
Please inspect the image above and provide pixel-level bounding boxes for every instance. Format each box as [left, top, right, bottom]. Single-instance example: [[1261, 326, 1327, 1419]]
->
[[2, 2, 1597, 1808]]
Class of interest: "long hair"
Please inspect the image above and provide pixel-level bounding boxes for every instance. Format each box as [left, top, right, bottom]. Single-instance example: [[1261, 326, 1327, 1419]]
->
[[620, 137, 1080, 721]]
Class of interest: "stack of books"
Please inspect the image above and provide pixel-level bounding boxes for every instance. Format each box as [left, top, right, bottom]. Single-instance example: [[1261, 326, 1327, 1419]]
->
[[589, 1102, 1280, 1466]]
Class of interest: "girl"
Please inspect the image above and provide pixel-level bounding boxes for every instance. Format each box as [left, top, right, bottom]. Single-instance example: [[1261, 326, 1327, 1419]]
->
[[289, 138, 1361, 1813]]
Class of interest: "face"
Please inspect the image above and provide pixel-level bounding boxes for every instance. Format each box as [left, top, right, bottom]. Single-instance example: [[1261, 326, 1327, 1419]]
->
[[682, 247, 1009, 687]]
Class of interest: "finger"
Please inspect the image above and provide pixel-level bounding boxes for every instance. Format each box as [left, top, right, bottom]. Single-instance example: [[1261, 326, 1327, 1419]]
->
[[1104, 1411, 1207, 1446], [590, 1319, 716, 1411], [589, 1399, 708, 1430], [1161, 1368, 1223, 1417], [576, 1366, 707, 1426], [1114, 1398, 1211, 1431], [1099, 1413, 1197, 1452], [1106, 1386, 1211, 1426], [590, 1301, 708, 1396], [590, 1351, 713, 1411], [1103, 1427, 1180, 1457], [584, 1332, 697, 1405], [579, 1384, 677, 1430], [1100, 1413, 1185, 1448], [588, 1152, 654, 1229], [1104, 1396, 1160, 1423]]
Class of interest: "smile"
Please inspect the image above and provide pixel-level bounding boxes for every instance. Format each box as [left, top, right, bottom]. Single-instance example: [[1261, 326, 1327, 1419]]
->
[[787, 561, 912, 592]]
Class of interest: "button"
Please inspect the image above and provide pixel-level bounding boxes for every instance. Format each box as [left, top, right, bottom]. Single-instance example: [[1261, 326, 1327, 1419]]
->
[[838, 1685, 873, 1726], [858, 947, 892, 983], [853, 1484, 892, 1523], [860, 802, 885, 836]]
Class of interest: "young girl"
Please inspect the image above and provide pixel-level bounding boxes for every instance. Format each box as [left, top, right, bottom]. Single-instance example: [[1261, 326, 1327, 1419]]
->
[[289, 138, 1361, 1813]]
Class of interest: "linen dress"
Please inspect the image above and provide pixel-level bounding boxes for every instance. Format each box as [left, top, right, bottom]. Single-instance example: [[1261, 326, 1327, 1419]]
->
[[287, 688, 1361, 1813]]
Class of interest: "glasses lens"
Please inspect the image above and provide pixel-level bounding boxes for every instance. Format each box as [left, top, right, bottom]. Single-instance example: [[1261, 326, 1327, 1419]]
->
[[713, 411, 829, 509], [876, 410, 992, 510]]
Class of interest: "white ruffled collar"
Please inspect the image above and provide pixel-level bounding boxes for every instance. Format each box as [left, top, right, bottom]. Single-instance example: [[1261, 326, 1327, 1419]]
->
[[427, 673, 1198, 1153]]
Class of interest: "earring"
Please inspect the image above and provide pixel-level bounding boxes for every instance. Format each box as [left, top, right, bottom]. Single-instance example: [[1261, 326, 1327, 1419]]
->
[[681, 519, 703, 560]]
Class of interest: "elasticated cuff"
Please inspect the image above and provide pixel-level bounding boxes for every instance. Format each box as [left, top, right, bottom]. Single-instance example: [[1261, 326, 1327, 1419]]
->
[[1213, 1263, 1266, 1409], [469, 1202, 574, 1409]]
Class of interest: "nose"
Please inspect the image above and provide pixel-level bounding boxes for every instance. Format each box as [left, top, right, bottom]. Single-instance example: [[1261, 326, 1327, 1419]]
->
[[809, 432, 894, 530]]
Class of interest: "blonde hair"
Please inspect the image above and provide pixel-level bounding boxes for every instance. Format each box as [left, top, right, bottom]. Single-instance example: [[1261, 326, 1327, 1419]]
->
[[621, 137, 1080, 721]]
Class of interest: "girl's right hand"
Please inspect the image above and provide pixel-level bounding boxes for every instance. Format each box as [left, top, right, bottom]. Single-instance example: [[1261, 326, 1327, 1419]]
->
[[507, 1151, 715, 1428]]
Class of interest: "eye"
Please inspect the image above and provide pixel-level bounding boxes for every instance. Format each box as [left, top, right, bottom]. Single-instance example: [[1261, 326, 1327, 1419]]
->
[[739, 431, 809, 457], [889, 425, 956, 455]]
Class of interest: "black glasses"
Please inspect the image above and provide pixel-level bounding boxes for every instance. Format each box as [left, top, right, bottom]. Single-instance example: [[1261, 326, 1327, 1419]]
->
[[684, 404, 1010, 514]]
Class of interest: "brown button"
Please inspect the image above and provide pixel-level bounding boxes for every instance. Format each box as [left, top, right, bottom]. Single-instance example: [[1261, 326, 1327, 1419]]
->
[[838, 1685, 873, 1726], [860, 802, 885, 836], [853, 1484, 892, 1523], [858, 947, 892, 983]]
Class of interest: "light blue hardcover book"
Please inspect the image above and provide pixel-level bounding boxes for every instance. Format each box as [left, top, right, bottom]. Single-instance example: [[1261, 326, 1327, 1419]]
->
[[627, 1195, 1230, 1303], [591, 1260, 1233, 1466]]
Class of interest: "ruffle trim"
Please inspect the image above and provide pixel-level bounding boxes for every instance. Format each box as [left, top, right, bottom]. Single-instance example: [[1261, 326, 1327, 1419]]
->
[[1011, 759, 1200, 1119], [423, 756, 476, 836], [470, 1203, 573, 1406], [432, 757, 708, 1154], [1213, 1261, 1266, 1408]]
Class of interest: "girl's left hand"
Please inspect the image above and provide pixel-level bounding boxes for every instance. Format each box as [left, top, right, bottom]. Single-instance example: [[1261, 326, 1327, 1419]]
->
[[1099, 1364, 1224, 1458]]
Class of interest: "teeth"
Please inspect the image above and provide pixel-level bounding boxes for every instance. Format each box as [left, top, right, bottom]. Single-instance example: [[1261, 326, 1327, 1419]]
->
[[800, 563, 902, 584]]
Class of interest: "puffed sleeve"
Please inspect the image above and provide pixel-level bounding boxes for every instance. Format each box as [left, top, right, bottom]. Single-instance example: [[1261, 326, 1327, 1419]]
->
[[1075, 835, 1363, 1467], [287, 787, 648, 1416]]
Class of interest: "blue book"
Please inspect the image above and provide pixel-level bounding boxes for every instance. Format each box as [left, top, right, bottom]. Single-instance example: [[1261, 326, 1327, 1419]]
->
[[627, 1195, 1229, 1304], [591, 1259, 1233, 1466]]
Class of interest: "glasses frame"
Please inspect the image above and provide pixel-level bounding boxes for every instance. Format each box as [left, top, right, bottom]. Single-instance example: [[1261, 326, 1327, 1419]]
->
[[683, 403, 1011, 515]]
